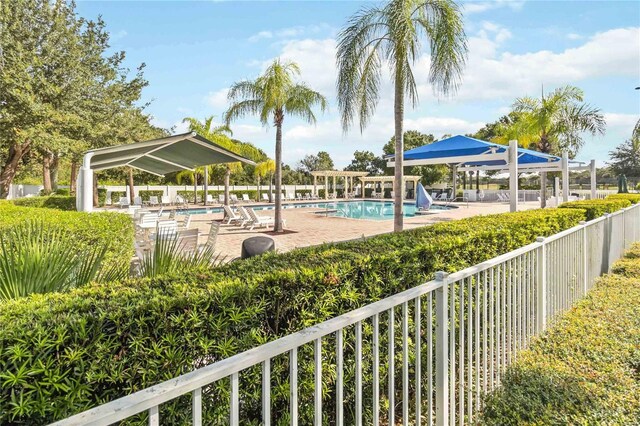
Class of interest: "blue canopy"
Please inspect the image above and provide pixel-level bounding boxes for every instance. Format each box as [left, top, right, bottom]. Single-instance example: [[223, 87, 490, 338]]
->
[[387, 135, 562, 167], [415, 182, 433, 210]]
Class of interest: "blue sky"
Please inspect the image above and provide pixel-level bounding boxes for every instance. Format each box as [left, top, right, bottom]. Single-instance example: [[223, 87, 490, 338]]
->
[[76, 0, 640, 168]]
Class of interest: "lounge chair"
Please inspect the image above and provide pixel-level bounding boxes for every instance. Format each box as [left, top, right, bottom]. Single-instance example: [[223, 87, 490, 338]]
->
[[242, 193, 251, 202], [199, 222, 220, 254], [181, 214, 192, 230], [148, 196, 159, 207], [118, 197, 130, 208], [154, 220, 178, 239], [177, 228, 199, 253], [295, 192, 302, 200], [246, 208, 275, 231], [168, 209, 177, 220], [237, 206, 253, 227], [133, 196, 143, 206], [287, 192, 295, 201], [223, 205, 242, 225], [230, 194, 239, 204], [161, 195, 171, 206], [262, 193, 270, 202]]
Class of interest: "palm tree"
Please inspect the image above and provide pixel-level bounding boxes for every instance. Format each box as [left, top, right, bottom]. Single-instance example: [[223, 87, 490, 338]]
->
[[224, 59, 327, 232], [336, 0, 467, 232], [182, 116, 264, 205], [498, 85, 606, 207], [255, 159, 276, 202]]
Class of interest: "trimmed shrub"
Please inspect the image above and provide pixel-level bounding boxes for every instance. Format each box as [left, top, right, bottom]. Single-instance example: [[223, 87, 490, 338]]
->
[[176, 189, 314, 203], [558, 198, 631, 220], [0, 208, 587, 424], [606, 193, 640, 205], [0, 202, 134, 276], [108, 191, 126, 204], [97, 188, 107, 206], [138, 190, 164, 201], [480, 244, 640, 425], [11, 195, 76, 211], [53, 188, 70, 196]]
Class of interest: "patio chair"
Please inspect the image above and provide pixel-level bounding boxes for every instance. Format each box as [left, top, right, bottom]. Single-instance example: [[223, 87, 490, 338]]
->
[[177, 228, 199, 253], [199, 222, 220, 254], [153, 220, 178, 240], [217, 194, 225, 204], [237, 206, 254, 227], [119, 197, 130, 208], [223, 205, 243, 225], [287, 192, 295, 201], [246, 208, 275, 231], [181, 214, 192, 230], [262, 193, 270, 202], [168, 209, 177, 220], [230, 194, 239, 204], [242, 193, 251, 202], [133, 196, 143, 206], [148, 196, 159, 206], [295, 192, 302, 200], [161, 195, 171, 206]]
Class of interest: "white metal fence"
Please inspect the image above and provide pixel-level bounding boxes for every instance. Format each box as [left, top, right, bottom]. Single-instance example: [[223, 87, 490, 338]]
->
[[52, 204, 640, 426]]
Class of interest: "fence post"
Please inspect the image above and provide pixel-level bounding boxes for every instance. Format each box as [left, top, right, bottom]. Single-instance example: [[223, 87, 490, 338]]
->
[[579, 221, 588, 294], [435, 271, 449, 426], [536, 237, 547, 332], [604, 213, 612, 273]]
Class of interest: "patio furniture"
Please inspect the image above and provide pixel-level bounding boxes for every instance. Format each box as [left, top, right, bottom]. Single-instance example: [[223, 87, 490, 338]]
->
[[246, 208, 274, 230], [199, 222, 220, 254], [295, 192, 303, 200], [205, 194, 214, 204], [223, 205, 243, 225], [133, 196, 143, 206], [241, 236, 275, 259], [287, 192, 295, 201], [230, 194, 239, 204], [262, 193, 270, 202], [177, 229, 199, 253], [175, 195, 187, 207], [118, 197, 130, 208], [148, 196, 159, 206], [161, 196, 171, 206], [181, 214, 192, 230], [237, 206, 253, 227], [242, 193, 251, 202]]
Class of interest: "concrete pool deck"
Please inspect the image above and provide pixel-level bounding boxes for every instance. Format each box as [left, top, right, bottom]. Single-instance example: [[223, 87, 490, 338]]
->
[[181, 199, 542, 260]]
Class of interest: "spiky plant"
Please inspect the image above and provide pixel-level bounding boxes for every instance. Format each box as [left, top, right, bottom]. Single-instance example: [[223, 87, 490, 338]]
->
[[224, 59, 327, 232], [336, 0, 467, 232], [0, 221, 108, 300], [137, 232, 222, 278]]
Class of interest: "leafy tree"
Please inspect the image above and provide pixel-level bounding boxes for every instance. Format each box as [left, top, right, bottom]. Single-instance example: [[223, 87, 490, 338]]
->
[[496, 85, 606, 206], [384, 130, 448, 185], [255, 159, 276, 202], [344, 150, 385, 175], [297, 151, 335, 173], [182, 116, 266, 205], [336, 0, 467, 231], [608, 139, 640, 179], [224, 59, 327, 232]]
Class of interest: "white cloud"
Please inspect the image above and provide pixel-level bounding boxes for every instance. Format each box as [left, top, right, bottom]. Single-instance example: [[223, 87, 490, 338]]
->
[[566, 33, 583, 40], [248, 31, 273, 42], [205, 88, 229, 110], [248, 24, 332, 43], [464, 0, 526, 14]]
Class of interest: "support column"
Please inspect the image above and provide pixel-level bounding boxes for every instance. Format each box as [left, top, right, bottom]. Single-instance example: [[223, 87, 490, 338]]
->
[[78, 152, 94, 212], [561, 151, 569, 203], [508, 140, 518, 212], [589, 159, 597, 200], [313, 175, 317, 197], [203, 166, 208, 206], [452, 164, 457, 199], [333, 176, 336, 198], [362, 180, 366, 199], [324, 176, 328, 200], [554, 177, 560, 205]]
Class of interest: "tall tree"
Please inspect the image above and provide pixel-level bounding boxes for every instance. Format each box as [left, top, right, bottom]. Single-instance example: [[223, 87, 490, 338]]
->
[[344, 150, 385, 175], [609, 139, 640, 180], [336, 0, 467, 232], [497, 85, 606, 206], [182, 116, 265, 205], [224, 59, 327, 232], [255, 159, 276, 202], [297, 151, 335, 174]]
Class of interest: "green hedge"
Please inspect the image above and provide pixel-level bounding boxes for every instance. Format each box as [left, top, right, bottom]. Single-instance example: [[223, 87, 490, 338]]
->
[[176, 189, 314, 203], [11, 195, 76, 211], [558, 198, 631, 220], [0, 208, 587, 424], [480, 244, 640, 425], [138, 190, 163, 201], [0, 202, 134, 279], [606, 193, 640, 205], [108, 191, 126, 204]]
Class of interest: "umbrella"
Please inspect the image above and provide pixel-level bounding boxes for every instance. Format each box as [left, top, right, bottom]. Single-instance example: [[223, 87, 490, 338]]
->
[[415, 182, 433, 210]]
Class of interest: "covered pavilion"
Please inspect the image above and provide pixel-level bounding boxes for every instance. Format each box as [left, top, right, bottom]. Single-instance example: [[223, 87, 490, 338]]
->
[[386, 135, 596, 212], [76, 132, 255, 212], [309, 170, 369, 199], [358, 175, 422, 199]]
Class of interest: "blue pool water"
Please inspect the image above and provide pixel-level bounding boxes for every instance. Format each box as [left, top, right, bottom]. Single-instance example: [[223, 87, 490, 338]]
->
[[177, 200, 454, 221]]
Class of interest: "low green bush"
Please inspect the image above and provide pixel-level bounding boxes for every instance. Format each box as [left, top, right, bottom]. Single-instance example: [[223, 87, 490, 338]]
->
[[0, 202, 134, 276], [0, 208, 586, 424], [108, 191, 126, 204], [97, 188, 107, 206], [138, 190, 164, 201], [558, 198, 631, 220], [11, 195, 76, 211], [176, 189, 313, 203], [480, 244, 640, 425], [606, 193, 640, 205], [53, 188, 70, 196]]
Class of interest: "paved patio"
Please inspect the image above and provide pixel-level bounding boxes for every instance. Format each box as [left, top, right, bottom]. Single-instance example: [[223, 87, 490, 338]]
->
[[180, 199, 542, 260]]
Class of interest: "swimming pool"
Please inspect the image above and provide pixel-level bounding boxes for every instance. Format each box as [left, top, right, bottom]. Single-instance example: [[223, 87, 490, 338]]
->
[[177, 200, 454, 221]]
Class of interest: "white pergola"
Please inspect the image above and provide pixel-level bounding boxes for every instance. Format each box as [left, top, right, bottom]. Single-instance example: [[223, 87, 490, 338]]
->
[[386, 135, 597, 212], [358, 175, 422, 199], [310, 170, 369, 199], [76, 132, 255, 212]]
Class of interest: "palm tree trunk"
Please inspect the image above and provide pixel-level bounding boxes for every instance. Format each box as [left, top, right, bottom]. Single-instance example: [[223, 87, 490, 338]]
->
[[0, 140, 31, 198], [224, 166, 230, 206], [393, 73, 405, 232], [128, 169, 135, 203], [274, 119, 284, 232], [70, 160, 78, 195], [257, 176, 261, 202], [42, 151, 53, 194], [540, 171, 547, 208]]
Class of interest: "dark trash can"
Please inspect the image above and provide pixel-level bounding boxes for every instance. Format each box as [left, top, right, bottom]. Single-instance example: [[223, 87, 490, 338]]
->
[[241, 236, 275, 259]]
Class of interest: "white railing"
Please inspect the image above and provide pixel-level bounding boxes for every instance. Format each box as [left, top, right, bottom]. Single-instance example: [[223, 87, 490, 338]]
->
[[51, 204, 640, 426]]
